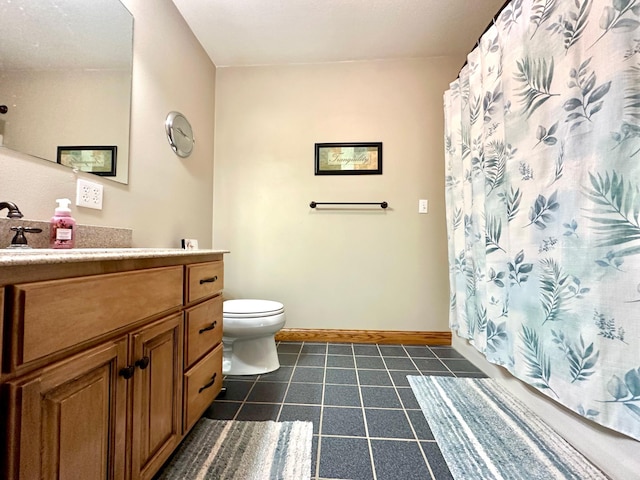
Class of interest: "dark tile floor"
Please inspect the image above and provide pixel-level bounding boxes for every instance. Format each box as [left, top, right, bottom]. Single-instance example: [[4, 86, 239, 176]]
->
[[203, 342, 487, 480]]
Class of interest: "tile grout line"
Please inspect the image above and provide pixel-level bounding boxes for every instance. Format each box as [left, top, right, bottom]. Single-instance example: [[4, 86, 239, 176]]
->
[[274, 341, 303, 422], [276, 342, 322, 479], [427, 345, 458, 378], [402, 344, 439, 480], [379, 345, 437, 480], [228, 374, 259, 421], [314, 342, 329, 480], [276, 342, 320, 480], [359, 344, 378, 480]]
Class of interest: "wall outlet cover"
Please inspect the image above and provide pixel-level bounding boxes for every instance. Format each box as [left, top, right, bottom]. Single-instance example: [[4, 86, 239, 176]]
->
[[76, 178, 104, 210]]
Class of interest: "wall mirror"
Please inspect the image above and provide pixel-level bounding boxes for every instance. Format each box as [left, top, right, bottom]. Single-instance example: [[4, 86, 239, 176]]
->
[[0, 0, 133, 184]]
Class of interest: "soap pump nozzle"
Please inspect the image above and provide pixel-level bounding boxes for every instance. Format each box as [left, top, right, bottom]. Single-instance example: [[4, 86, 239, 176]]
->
[[55, 198, 72, 214]]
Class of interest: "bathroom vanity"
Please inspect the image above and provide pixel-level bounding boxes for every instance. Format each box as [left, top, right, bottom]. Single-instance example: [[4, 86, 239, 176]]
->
[[0, 248, 227, 479]]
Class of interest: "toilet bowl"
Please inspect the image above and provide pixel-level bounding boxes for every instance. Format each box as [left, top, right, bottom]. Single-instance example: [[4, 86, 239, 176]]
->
[[222, 299, 286, 375]]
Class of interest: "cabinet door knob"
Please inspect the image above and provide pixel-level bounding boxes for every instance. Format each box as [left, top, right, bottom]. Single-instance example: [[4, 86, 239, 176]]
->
[[199, 276, 218, 284], [198, 373, 217, 393], [135, 356, 150, 369], [198, 320, 217, 334], [119, 366, 135, 379]]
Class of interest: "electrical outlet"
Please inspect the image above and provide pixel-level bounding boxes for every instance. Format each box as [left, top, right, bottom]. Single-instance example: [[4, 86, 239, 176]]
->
[[418, 199, 429, 214], [76, 179, 104, 210]]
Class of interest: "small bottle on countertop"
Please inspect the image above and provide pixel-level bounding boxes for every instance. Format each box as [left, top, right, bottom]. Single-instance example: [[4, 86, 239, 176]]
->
[[50, 198, 76, 249]]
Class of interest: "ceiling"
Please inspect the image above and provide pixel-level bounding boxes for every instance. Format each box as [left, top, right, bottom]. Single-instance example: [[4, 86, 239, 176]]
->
[[172, 0, 507, 67]]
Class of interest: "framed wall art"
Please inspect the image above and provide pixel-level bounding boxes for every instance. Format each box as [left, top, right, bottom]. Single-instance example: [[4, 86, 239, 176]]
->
[[314, 142, 382, 175], [57, 146, 117, 176]]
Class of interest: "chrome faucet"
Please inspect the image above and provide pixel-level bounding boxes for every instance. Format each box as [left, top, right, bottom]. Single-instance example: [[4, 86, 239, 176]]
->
[[0, 201, 24, 218]]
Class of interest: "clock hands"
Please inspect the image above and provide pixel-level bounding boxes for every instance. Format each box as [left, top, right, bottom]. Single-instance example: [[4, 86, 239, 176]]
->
[[174, 126, 192, 141]]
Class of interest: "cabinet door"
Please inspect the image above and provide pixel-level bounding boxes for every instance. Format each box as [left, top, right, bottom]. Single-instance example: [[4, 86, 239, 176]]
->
[[130, 313, 183, 480], [3, 338, 128, 480]]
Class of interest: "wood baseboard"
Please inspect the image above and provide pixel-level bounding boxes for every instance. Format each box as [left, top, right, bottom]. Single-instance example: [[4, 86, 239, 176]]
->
[[275, 328, 451, 346]]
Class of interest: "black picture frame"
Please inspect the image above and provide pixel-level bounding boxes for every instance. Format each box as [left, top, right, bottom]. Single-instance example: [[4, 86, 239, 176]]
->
[[314, 142, 382, 175], [57, 146, 117, 176]]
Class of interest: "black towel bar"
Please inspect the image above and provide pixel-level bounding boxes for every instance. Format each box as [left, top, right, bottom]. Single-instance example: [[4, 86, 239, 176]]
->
[[309, 201, 388, 209]]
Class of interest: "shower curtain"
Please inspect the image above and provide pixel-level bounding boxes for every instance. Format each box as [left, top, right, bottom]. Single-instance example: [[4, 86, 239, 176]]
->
[[444, 0, 640, 441]]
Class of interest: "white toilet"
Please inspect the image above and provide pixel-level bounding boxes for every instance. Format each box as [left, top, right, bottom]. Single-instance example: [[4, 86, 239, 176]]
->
[[222, 299, 286, 375]]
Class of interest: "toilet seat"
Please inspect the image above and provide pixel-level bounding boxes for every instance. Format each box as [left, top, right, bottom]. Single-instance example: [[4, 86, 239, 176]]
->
[[223, 299, 284, 318]]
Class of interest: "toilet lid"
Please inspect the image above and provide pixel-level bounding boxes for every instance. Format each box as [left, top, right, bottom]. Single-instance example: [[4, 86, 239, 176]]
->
[[223, 299, 284, 317]]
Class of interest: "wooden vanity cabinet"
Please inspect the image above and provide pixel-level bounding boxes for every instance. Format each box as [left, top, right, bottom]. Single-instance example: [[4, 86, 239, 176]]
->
[[0, 253, 225, 480]]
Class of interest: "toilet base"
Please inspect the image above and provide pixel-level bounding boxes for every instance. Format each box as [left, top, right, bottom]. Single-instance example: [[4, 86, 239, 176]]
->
[[222, 334, 280, 375]]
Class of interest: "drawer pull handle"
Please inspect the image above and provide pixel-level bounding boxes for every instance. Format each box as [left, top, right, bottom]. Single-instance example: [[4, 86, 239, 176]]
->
[[199, 321, 217, 334], [199, 276, 218, 284], [119, 366, 135, 379], [199, 373, 217, 393], [135, 356, 150, 370]]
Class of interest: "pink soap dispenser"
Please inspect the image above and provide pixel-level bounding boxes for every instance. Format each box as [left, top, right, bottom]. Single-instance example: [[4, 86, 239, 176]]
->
[[50, 198, 76, 249]]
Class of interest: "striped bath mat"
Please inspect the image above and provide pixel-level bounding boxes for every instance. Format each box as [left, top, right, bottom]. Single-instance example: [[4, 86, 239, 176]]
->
[[408, 376, 608, 480], [157, 419, 313, 480]]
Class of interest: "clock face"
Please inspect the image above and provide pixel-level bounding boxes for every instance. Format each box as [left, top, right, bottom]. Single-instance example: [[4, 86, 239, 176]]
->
[[165, 111, 194, 157]]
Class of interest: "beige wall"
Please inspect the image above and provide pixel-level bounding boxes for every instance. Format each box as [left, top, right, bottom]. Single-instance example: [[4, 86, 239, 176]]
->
[[1, 70, 131, 183], [0, 0, 216, 248], [214, 58, 458, 332]]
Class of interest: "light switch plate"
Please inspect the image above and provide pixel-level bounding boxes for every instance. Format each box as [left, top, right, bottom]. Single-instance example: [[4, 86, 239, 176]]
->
[[419, 199, 429, 214], [76, 179, 103, 210]]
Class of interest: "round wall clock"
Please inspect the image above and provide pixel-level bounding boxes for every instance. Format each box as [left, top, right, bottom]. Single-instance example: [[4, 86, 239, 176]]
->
[[165, 111, 195, 158]]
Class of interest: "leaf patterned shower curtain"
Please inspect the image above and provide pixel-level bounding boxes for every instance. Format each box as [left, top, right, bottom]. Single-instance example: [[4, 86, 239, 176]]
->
[[444, 0, 640, 441]]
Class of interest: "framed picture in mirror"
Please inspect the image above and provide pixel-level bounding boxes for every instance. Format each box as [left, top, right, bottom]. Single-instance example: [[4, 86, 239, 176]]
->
[[57, 146, 117, 176]]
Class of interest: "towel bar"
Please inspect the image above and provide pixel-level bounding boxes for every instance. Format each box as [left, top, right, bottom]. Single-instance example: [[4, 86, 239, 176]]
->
[[309, 201, 388, 209]]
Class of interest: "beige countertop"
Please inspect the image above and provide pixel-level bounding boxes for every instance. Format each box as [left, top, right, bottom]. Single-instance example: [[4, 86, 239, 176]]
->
[[0, 248, 229, 267]]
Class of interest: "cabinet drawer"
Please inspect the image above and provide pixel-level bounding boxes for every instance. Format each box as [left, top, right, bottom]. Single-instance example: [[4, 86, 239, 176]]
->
[[185, 261, 224, 304], [12, 266, 183, 366], [183, 343, 223, 433], [184, 295, 223, 369]]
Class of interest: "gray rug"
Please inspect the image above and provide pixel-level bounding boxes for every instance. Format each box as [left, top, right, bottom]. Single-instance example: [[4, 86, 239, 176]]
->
[[157, 419, 313, 480], [408, 376, 608, 480]]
